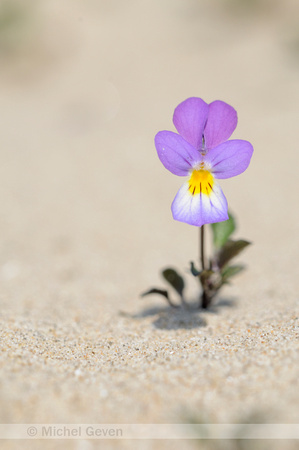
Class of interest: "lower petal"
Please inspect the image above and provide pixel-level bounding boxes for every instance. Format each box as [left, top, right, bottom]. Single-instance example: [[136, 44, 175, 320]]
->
[[171, 181, 229, 227]]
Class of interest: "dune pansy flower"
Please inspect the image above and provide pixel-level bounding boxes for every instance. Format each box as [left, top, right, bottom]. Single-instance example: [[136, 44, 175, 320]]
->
[[155, 97, 254, 227]]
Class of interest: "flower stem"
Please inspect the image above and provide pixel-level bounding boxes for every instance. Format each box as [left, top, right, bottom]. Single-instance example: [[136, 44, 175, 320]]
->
[[200, 225, 205, 271], [201, 290, 209, 309], [199, 225, 209, 309]]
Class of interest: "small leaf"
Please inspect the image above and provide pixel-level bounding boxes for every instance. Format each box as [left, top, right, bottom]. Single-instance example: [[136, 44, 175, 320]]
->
[[190, 261, 200, 277], [141, 288, 178, 308], [218, 239, 251, 268], [211, 212, 236, 249], [162, 268, 185, 298], [221, 264, 245, 283], [141, 288, 169, 299], [199, 269, 214, 285]]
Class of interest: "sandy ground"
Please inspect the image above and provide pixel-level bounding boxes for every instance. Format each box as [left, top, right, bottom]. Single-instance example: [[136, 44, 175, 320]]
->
[[0, 0, 299, 449]]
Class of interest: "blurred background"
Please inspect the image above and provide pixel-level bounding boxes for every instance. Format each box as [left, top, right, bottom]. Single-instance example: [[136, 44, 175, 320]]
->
[[0, 0, 299, 313], [1, 0, 299, 439]]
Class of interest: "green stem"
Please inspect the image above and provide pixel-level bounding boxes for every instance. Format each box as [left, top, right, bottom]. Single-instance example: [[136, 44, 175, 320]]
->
[[201, 290, 209, 309], [200, 224, 209, 309], [200, 225, 205, 271]]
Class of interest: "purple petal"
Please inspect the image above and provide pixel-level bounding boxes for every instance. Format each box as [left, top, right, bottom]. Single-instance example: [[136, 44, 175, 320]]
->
[[155, 131, 201, 176], [173, 97, 209, 150], [205, 140, 254, 179], [204, 100, 238, 149], [171, 181, 228, 227]]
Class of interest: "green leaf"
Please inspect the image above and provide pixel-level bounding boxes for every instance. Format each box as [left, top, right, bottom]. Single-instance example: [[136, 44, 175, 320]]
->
[[221, 264, 245, 283], [162, 268, 185, 298], [141, 288, 169, 299], [199, 269, 214, 285], [218, 239, 251, 269], [140, 288, 178, 308], [190, 261, 200, 277], [211, 212, 236, 249]]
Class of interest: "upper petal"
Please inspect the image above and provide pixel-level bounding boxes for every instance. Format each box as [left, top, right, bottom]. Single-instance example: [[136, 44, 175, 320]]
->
[[204, 100, 238, 150], [173, 97, 209, 150], [205, 139, 254, 179], [155, 131, 201, 176], [171, 180, 229, 227]]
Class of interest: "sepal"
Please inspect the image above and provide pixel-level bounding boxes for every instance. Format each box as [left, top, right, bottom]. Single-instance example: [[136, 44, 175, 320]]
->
[[190, 261, 200, 277]]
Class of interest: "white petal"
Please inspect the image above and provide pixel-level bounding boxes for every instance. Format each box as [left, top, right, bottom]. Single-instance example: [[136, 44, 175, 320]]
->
[[171, 181, 229, 227]]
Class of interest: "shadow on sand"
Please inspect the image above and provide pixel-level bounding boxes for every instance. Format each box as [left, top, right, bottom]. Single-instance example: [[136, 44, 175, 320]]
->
[[120, 297, 236, 330]]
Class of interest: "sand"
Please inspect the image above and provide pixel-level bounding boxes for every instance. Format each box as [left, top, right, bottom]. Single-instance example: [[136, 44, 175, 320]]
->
[[0, 1, 299, 449]]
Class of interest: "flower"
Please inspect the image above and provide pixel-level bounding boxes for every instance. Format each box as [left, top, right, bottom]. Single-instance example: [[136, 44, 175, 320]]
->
[[155, 97, 254, 227]]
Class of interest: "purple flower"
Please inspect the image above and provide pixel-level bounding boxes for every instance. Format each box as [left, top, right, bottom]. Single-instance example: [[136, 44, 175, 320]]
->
[[155, 97, 254, 227]]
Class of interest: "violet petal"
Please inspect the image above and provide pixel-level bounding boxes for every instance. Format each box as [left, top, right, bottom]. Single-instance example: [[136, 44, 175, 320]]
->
[[155, 131, 201, 176], [173, 97, 209, 150], [205, 139, 254, 179], [171, 181, 228, 227], [204, 100, 238, 149]]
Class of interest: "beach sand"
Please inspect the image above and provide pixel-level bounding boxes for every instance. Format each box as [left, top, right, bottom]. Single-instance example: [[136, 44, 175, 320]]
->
[[0, 1, 299, 448]]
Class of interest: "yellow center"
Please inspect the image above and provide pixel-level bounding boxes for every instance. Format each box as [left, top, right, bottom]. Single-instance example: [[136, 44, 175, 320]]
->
[[188, 169, 214, 196]]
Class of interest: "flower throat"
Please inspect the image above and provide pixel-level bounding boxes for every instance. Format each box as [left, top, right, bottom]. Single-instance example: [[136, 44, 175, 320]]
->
[[188, 169, 214, 196]]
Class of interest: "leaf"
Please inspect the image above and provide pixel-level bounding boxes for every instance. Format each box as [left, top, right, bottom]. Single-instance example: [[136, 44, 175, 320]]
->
[[199, 269, 214, 285], [140, 288, 178, 308], [162, 268, 185, 298], [221, 264, 245, 283], [190, 261, 200, 277], [211, 212, 236, 249], [218, 239, 251, 269], [141, 288, 169, 299]]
